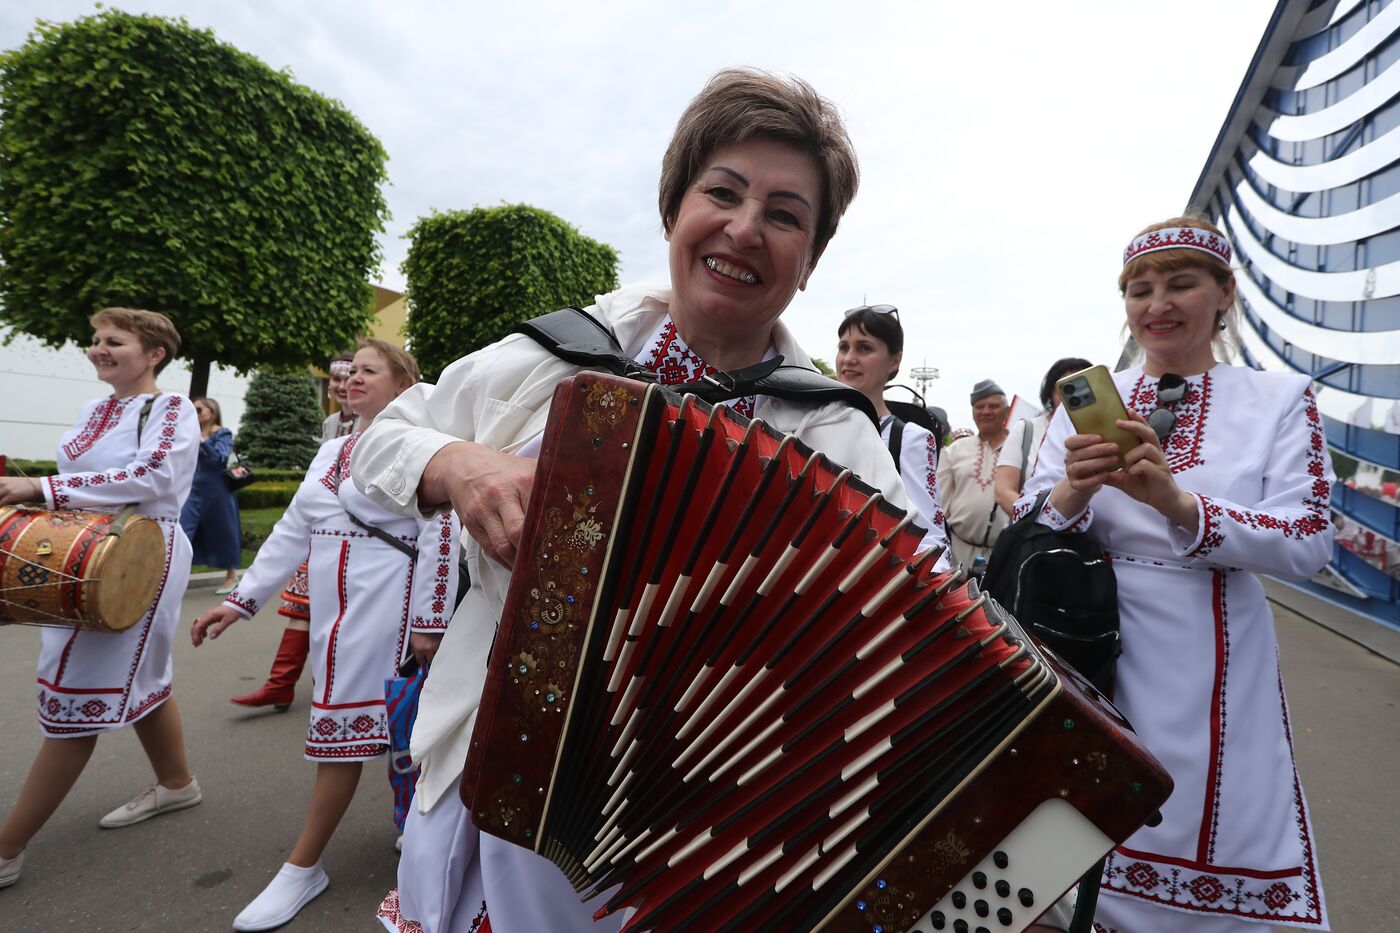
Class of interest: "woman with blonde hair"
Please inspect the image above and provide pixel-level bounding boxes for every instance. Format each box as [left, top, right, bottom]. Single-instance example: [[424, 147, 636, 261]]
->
[[193, 338, 455, 931], [0, 308, 202, 890], [1019, 217, 1332, 931]]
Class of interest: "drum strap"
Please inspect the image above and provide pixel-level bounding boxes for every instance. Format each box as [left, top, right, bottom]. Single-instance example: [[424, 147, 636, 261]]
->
[[514, 307, 879, 425], [104, 397, 158, 536]]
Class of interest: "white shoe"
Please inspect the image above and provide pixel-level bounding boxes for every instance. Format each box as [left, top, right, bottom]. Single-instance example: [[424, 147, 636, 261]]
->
[[0, 850, 23, 889], [99, 776, 203, 828], [232, 861, 329, 931]]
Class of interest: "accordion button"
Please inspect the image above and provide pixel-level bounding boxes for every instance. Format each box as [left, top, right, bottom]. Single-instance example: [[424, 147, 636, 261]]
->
[[974, 899, 989, 917], [951, 891, 966, 909], [953, 920, 969, 933], [972, 871, 987, 889], [930, 912, 945, 929], [997, 907, 1014, 926], [1017, 888, 1034, 907], [994, 880, 1011, 898], [992, 850, 1009, 869]]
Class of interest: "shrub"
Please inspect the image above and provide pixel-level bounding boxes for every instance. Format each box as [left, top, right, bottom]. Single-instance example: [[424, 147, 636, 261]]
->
[[235, 370, 322, 470], [403, 204, 619, 381], [0, 10, 388, 395]]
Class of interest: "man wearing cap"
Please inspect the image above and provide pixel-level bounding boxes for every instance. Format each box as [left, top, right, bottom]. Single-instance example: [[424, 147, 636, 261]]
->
[[935, 379, 1010, 570]]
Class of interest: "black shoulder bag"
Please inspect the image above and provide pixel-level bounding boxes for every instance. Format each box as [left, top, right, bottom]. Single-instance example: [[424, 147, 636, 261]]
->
[[981, 489, 1121, 695]]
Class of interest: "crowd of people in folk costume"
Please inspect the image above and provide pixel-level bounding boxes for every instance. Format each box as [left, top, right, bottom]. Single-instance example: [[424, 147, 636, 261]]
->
[[0, 68, 1333, 933]]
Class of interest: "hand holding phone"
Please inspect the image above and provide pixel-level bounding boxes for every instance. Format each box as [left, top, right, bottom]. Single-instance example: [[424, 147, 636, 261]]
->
[[1056, 365, 1141, 467]]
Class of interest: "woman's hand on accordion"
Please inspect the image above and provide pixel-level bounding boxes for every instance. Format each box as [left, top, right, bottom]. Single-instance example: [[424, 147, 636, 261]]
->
[[420, 441, 535, 568], [191, 605, 242, 646]]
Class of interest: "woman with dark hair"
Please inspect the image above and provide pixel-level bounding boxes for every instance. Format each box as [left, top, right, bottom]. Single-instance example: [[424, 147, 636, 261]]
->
[[1018, 217, 1332, 931], [180, 396, 243, 592], [353, 68, 905, 933], [0, 308, 201, 890], [993, 357, 1090, 515], [835, 303, 950, 567]]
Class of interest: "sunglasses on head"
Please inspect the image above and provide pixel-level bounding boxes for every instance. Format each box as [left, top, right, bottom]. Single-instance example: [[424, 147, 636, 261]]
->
[[844, 304, 899, 321], [1146, 373, 1187, 441]]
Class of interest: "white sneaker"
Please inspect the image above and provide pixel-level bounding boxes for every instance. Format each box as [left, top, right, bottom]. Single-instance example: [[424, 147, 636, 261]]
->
[[232, 862, 329, 931], [0, 850, 23, 889], [99, 776, 203, 828]]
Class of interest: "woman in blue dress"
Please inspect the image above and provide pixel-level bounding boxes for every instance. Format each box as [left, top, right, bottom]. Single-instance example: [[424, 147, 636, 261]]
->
[[180, 397, 242, 592]]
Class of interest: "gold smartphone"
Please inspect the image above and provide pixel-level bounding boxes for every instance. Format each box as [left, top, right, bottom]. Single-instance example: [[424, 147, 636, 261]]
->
[[1056, 365, 1140, 465]]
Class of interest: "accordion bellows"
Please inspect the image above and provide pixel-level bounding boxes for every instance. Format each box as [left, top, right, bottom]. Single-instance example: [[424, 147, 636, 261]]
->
[[464, 374, 1171, 933]]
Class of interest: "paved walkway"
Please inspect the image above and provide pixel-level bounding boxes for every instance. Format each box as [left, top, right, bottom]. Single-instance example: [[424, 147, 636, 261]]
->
[[0, 585, 1396, 931]]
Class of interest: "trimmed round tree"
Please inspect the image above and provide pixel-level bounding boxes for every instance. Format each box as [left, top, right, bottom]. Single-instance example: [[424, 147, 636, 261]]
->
[[0, 10, 389, 395], [403, 204, 620, 381], [235, 369, 324, 470]]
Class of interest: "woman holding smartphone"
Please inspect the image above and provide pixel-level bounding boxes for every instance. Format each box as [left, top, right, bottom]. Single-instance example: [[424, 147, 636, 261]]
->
[[1018, 217, 1332, 931]]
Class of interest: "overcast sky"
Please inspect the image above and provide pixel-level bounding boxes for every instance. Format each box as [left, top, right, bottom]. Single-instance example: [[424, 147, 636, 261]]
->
[[1, 0, 1284, 424]]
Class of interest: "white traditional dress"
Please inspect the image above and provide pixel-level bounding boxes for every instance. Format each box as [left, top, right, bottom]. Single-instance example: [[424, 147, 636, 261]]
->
[[880, 415, 952, 569], [353, 285, 907, 933], [936, 432, 1009, 569], [223, 434, 459, 761], [35, 392, 198, 737], [1019, 363, 1332, 930]]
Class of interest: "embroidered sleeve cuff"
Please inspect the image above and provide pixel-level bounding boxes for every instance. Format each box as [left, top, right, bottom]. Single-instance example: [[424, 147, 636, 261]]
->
[[223, 595, 257, 619], [1039, 498, 1091, 532], [410, 616, 451, 633], [41, 475, 57, 509], [1169, 492, 1215, 559]]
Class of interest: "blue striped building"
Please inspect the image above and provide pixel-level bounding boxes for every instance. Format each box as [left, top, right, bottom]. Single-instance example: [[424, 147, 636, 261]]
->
[[1191, 0, 1400, 627]]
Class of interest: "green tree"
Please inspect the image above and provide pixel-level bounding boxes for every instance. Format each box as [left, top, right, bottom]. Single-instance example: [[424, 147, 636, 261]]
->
[[403, 204, 620, 381], [235, 369, 323, 470], [810, 357, 835, 376], [0, 10, 388, 396]]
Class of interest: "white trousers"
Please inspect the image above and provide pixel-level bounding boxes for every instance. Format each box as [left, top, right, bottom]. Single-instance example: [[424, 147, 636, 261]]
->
[[1092, 891, 1278, 932], [381, 776, 629, 933]]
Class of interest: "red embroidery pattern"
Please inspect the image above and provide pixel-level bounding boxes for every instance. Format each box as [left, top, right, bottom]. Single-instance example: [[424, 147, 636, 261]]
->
[[125, 685, 172, 721], [1102, 848, 1322, 924], [225, 593, 260, 616], [62, 396, 137, 460], [1188, 388, 1330, 559], [376, 891, 490, 933], [1013, 494, 1091, 532], [1128, 373, 1212, 474], [307, 703, 390, 759], [413, 513, 455, 630], [925, 434, 945, 529], [319, 433, 361, 493], [377, 889, 425, 933], [643, 320, 757, 418], [321, 541, 350, 703], [49, 396, 184, 509], [970, 438, 996, 490]]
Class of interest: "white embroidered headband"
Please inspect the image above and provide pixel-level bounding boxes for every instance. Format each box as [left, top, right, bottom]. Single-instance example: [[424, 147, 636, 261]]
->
[[329, 360, 352, 377], [1123, 226, 1232, 267]]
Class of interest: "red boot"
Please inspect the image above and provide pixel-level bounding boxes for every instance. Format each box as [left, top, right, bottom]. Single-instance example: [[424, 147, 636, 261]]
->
[[231, 627, 309, 712]]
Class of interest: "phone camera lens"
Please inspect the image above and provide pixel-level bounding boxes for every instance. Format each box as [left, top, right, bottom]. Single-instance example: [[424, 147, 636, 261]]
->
[[1063, 383, 1078, 395], [1067, 396, 1081, 408]]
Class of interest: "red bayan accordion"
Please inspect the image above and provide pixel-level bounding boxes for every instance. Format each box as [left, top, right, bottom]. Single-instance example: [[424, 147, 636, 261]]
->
[[464, 374, 1171, 933]]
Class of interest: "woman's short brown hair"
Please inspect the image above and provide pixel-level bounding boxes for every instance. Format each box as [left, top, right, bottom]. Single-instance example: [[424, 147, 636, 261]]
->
[[89, 307, 181, 375], [659, 68, 859, 261], [356, 338, 420, 387]]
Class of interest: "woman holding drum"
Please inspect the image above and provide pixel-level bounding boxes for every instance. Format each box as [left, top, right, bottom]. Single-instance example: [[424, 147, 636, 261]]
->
[[0, 307, 201, 890], [352, 69, 907, 933]]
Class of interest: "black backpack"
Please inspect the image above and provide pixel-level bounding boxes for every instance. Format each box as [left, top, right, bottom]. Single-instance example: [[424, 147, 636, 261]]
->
[[982, 490, 1121, 695]]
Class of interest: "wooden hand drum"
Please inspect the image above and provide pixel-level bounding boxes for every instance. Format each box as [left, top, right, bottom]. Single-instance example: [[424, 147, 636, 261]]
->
[[0, 506, 165, 632]]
